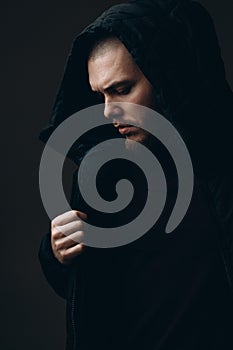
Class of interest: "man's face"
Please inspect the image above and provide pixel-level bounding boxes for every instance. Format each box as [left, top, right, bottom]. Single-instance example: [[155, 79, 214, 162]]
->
[[88, 41, 157, 145]]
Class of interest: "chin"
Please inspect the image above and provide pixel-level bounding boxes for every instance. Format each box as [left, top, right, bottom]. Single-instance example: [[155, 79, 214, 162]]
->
[[125, 133, 150, 150]]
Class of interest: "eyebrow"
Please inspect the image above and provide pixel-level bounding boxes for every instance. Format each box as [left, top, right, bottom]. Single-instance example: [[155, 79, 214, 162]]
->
[[94, 80, 132, 93]]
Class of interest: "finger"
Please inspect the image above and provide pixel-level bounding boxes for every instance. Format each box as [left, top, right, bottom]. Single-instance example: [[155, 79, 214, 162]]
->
[[51, 229, 65, 240], [54, 231, 84, 250], [60, 243, 85, 262], [54, 220, 84, 237], [52, 210, 80, 228]]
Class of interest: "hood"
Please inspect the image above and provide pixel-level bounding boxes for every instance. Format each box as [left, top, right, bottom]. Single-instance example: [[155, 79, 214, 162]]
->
[[40, 0, 233, 174]]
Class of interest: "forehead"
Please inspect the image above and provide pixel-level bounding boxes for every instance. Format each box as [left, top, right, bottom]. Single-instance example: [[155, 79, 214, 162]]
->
[[88, 43, 140, 89]]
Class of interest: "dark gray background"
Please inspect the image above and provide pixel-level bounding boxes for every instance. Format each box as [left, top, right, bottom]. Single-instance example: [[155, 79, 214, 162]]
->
[[2, 0, 233, 349]]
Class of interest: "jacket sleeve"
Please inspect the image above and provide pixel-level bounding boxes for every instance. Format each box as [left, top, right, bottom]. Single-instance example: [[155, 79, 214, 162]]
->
[[38, 167, 82, 300], [38, 232, 72, 299]]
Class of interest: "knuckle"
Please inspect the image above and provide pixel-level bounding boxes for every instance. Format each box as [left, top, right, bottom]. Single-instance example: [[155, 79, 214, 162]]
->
[[60, 250, 68, 259], [51, 230, 59, 239], [52, 226, 63, 236], [53, 240, 60, 250]]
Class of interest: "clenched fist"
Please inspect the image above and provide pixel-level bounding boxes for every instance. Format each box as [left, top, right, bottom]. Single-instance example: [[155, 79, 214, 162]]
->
[[51, 210, 87, 265]]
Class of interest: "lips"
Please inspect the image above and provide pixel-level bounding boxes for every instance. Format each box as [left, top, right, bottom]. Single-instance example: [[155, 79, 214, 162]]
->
[[118, 126, 132, 135], [114, 123, 132, 135]]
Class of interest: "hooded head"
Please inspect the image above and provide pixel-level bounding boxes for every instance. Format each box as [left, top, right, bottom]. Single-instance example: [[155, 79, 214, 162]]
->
[[87, 35, 160, 148], [40, 0, 233, 175]]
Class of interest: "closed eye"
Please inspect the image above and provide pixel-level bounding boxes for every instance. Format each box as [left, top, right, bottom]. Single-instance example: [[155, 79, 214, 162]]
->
[[116, 87, 131, 95]]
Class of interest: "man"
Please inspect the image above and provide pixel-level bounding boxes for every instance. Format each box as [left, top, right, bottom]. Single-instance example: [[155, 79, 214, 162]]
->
[[39, 1, 233, 349]]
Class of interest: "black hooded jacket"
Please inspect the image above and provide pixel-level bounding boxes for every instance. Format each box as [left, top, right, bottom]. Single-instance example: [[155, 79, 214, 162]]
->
[[38, 1, 233, 349]]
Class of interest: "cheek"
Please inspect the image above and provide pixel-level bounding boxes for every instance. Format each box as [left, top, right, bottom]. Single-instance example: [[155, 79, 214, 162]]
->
[[141, 90, 155, 108], [135, 82, 156, 109]]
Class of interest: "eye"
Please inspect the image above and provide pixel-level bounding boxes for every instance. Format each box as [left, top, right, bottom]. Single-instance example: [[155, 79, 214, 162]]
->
[[117, 87, 131, 95]]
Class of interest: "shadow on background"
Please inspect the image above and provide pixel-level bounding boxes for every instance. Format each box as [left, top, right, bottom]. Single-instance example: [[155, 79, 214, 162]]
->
[[2, 0, 232, 349]]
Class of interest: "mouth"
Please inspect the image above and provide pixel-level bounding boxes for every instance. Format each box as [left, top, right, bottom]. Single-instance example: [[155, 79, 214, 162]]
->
[[114, 124, 132, 135]]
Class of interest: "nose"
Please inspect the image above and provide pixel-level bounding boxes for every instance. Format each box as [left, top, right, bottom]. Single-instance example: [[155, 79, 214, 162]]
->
[[104, 101, 124, 120]]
